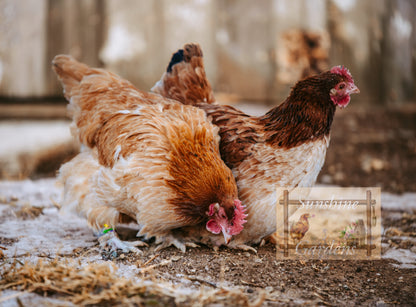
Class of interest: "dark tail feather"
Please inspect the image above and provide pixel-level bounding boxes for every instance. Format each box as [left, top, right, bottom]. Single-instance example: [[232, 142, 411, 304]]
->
[[167, 49, 184, 73]]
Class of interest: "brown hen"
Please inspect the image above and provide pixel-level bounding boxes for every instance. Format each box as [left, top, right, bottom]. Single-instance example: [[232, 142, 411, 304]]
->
[[53, 55, 247, 253]]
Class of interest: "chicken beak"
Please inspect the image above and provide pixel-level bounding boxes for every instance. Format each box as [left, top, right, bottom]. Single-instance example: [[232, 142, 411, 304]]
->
[[348, 84, 360, 94], [221, 226, 232, 244]]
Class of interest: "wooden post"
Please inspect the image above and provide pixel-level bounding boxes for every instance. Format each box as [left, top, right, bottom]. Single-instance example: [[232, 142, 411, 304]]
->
[[366, 190, 372, 256], [284, 189, 289, 257]]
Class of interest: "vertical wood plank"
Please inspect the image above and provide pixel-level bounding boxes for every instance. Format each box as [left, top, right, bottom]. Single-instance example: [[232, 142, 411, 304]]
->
[[284, 189, 289, 257], [0, 0, 48, 97], [366, 190, 372, 256], [45, 0, 105, 95]]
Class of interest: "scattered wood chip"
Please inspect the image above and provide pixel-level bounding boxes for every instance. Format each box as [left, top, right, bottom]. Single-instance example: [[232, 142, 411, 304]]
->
[[139, 259, 173, 273], [141, 253, 160, 267], [14, 205, 44, 220]]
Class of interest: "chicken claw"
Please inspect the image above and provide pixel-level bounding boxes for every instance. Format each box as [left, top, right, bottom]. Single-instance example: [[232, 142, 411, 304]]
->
[[227, 242, 258, 253], [98, 231, 147, 256], [154, 235, 199, 253]]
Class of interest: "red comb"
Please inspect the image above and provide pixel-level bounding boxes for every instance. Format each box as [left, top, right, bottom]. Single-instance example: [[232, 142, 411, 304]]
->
[[229, 200, 247, 235], [330, 66, 353, 83]]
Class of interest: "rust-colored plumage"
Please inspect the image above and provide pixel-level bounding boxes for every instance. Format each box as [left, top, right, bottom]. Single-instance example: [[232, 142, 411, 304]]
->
[[151, 44, 215, 105], [53, 55, 246, 252], [152, 43, 359, 249]]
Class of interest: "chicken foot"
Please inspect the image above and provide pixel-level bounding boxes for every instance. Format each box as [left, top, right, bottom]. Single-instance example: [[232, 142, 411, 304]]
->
[[225, 241, 258, 253], [154, 234, 199, 253], [98, 231, 148, 256]]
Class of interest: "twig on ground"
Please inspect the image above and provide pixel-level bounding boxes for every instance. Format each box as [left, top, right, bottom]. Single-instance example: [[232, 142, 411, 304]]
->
[[139, 258, 172, 273], [186, 276, 217, 288], [141, 253, 160, 267]]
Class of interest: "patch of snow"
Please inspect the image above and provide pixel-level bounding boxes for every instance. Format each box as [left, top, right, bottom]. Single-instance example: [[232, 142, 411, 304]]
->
[[0, 178, 60, 206], [0, 179, 95, 258], [1, 211, 95, 258], [381, 192, 416, 211], [0, 290, 75, 307], [382, 248, 416, 269], [116, 263, 143, 281]]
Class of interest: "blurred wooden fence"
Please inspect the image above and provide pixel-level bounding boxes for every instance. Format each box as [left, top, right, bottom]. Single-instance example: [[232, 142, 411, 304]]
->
[[0, 0, 415, 105]]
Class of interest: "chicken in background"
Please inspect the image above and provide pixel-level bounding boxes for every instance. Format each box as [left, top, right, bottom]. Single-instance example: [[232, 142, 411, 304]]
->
[[152, 43, 359, 250], [290, 213, 313, 245], [52, 55, 247, 253], [152, 44, 215, 105], [276, 29, 330, 84]]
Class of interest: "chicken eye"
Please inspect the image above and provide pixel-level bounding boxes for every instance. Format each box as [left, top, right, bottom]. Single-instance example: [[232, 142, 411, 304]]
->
[[338, 83, 346, 90]]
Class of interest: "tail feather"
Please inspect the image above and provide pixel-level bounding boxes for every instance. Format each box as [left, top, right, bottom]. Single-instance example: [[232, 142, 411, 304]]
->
[[52, 54, 144, 149], [167, 49, 184, 73], [183, 43, 203, 61], [52, 55, 91, 99], [152, 43, 215, 105]]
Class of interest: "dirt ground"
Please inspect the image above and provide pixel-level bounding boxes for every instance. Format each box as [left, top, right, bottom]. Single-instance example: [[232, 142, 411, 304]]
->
[[105, 208, 416, 306], [2, 210, 415, 306], [1, 105, 416, 306]]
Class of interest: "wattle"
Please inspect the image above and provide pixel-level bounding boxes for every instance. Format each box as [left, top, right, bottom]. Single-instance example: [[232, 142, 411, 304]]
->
[[332, 95, 350, 108]]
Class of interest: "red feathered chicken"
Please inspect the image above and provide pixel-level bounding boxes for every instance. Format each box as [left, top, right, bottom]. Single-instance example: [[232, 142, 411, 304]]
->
[[52, 55, 247, 253], [152, 43, 359, 250]]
